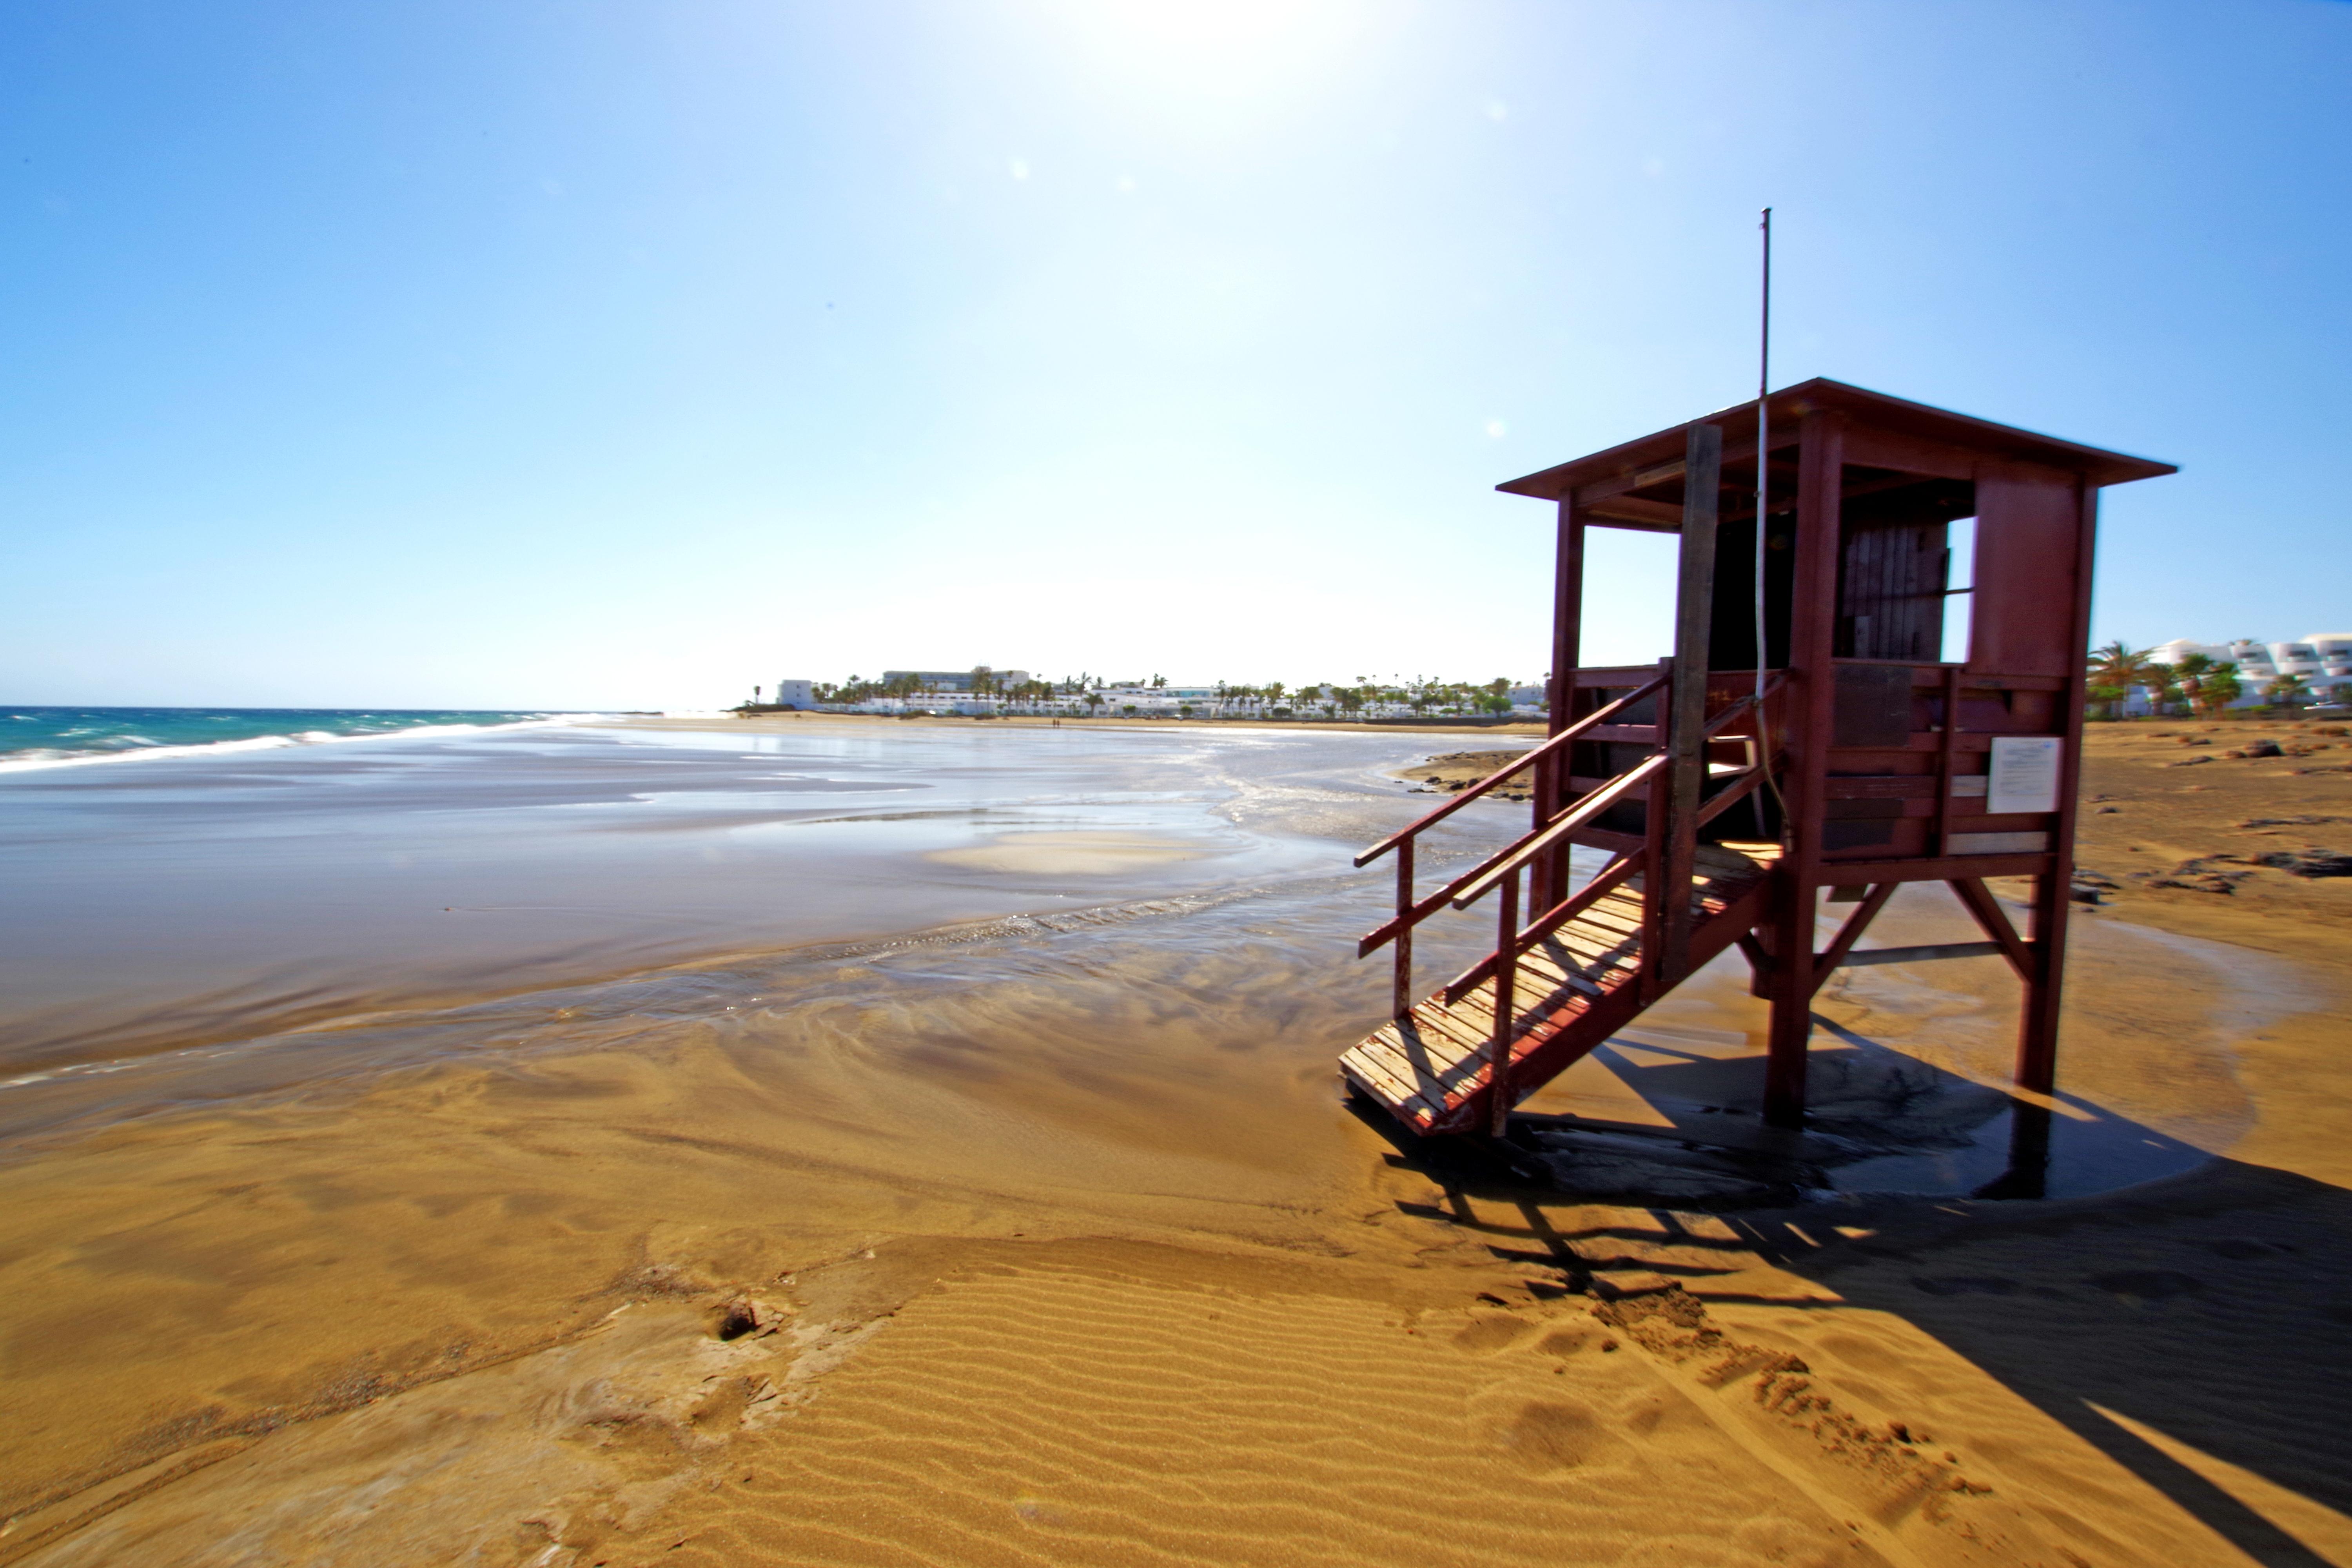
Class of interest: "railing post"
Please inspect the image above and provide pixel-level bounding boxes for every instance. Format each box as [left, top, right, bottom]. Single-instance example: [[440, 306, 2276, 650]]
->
[[1393, 837, 1414, 1020], [1488, 866, 1520, 1136], [1530, 747, 1559, 911], [1640, 709, 1669, 1003]]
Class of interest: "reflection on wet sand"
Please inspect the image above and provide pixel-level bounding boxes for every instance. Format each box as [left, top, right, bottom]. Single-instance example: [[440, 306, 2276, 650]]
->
[[0, 721, 1379, 1076]]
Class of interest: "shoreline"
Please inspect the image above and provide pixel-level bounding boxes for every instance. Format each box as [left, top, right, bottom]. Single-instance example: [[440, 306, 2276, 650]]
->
[[621, 710, 1549, 738], [0, 713, 605, 775]]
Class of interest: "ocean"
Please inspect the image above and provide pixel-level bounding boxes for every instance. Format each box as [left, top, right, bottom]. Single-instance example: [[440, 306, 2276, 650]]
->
[[0, 705, 588, 770]]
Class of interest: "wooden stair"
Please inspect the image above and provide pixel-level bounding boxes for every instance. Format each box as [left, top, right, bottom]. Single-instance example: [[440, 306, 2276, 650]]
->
[[1341, 842, 1778, 1136]]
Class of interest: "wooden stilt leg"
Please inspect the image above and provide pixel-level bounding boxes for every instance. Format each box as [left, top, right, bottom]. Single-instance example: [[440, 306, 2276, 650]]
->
[[1764, 881, 1813, 1127], [2016, 869, 2069, 1094], [1763, 410, 1841, 1132]]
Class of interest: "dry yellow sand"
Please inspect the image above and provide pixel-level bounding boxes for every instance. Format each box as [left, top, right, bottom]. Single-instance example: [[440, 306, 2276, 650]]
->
[[3, 725, 2350, 1567]]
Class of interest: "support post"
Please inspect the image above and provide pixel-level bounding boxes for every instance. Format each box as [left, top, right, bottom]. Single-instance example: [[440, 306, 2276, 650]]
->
[[1392, 838, 1414, 1020], [1639, 664, 1671, 1004], [2017, 479, 2098, 1093], [1658, 423, 1722, 985], [1764, 411, 1843, 1128], [1933, 665, 1960, 857]]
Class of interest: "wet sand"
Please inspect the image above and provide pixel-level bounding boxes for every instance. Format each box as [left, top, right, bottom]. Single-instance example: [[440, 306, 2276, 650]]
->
[[3, 724, 2350, 1566], [0, 719, 1374, 1085], [925, 831, 1208, 876]]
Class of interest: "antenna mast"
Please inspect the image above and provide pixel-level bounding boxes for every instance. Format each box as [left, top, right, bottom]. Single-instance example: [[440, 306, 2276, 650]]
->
[[1755, 208, 1772, 713]]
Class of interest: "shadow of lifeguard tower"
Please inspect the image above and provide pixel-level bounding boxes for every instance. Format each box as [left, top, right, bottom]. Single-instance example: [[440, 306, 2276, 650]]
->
[[1339, 380, 2174, 1138]]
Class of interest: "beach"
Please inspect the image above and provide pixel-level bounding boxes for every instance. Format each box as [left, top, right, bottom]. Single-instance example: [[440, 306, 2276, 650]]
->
[[1, 718, 2348, 1566]]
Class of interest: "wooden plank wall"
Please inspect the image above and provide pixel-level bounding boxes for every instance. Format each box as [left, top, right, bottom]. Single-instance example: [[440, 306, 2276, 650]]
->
[[1835, 519, 1949, 661]]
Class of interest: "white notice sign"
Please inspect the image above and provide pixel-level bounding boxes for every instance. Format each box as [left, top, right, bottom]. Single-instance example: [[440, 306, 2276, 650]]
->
[[1986, 736, 2063, 815]]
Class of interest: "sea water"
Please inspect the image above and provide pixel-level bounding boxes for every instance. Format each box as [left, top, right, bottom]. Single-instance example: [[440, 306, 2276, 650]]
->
[[0, 705, 584, 769]]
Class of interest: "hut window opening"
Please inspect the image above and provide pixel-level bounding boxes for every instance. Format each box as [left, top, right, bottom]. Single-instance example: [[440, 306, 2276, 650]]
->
[[1942, 515, 1976, 664], [1834, 470, 1976, 663]]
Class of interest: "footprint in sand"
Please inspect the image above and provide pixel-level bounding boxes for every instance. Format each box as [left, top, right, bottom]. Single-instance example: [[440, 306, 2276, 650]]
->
[[1909, 1276, 2022, 1295], [1533, 1327, 1593, 1358], [1501, 1399, 1628, 1473], [1452, 1313, 1537, 1353], [2088, 1269, 2203, 1301]]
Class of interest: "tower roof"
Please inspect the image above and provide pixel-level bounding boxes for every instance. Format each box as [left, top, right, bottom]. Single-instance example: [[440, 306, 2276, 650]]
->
[[1498, 378, 2175, 508]]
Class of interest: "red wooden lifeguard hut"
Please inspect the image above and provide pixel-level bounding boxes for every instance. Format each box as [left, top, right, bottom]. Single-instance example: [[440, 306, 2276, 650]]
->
[[1339, 380, 2174, 1135]]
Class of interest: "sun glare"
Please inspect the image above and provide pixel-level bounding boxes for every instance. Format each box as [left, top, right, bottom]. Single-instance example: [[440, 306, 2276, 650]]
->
[[1047, 0, 1363, 99]]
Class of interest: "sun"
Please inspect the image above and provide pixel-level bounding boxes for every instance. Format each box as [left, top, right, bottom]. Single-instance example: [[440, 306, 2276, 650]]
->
[[1044, 0, 1362, 99]]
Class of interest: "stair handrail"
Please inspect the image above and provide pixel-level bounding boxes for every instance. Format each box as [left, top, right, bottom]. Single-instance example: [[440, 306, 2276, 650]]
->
[[1355, 676, 1774, 958], [1352, 673, 1668, 869], [1448, 753, 1668, 909], [1451, 675, 1785, 958], [1440, 849, 1645, 1005], [1356, 668, 1777, 1026]]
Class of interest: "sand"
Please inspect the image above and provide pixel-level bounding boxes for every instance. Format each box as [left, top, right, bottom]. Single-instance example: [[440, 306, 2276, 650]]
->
[[926, 832, 1209, 877], [4, 724, 2351, 1566], [1397, 748, 1543, 800]]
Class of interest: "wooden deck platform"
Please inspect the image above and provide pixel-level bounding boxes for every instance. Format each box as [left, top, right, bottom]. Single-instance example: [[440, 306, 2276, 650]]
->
[[1340, 843, 1779, 1135]]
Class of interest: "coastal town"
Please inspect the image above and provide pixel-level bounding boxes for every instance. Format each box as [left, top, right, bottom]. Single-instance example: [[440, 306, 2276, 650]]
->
[[750, 637, 2352, 722], [750, 668, 1550, 720], [2102, 633, 2352, 715]]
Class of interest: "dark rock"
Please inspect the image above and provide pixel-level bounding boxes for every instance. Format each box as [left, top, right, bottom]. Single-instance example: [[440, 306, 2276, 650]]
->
[[2254, 849, 2352, 878]]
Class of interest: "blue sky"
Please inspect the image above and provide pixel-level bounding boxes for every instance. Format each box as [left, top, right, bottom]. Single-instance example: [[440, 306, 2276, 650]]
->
[[4, 0, 2347, 709]]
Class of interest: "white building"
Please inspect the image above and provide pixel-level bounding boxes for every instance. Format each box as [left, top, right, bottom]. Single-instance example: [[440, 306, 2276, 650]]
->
[[813, 680, 1539, 721], [2136, 634, 2352, 710], [769, 679, 816, 709]]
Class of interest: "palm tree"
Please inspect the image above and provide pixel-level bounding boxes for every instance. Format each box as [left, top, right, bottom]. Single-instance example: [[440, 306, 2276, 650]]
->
[[2265, 672, 2312, 711], [2087, 641, 2156, 720], [2195, 662, 2242, 717], [2169, 653, 2212, 719]]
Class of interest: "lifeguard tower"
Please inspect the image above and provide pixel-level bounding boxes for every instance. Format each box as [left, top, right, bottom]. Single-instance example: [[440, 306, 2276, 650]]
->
[[1339, 380, 2174, 1135]]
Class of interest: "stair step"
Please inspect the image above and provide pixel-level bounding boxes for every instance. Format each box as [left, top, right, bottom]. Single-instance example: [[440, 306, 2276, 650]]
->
[[1340, 843, 1779, 1134]]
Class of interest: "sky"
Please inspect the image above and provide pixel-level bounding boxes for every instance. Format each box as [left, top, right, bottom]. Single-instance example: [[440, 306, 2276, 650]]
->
[[4, 0, 2348, 710]]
